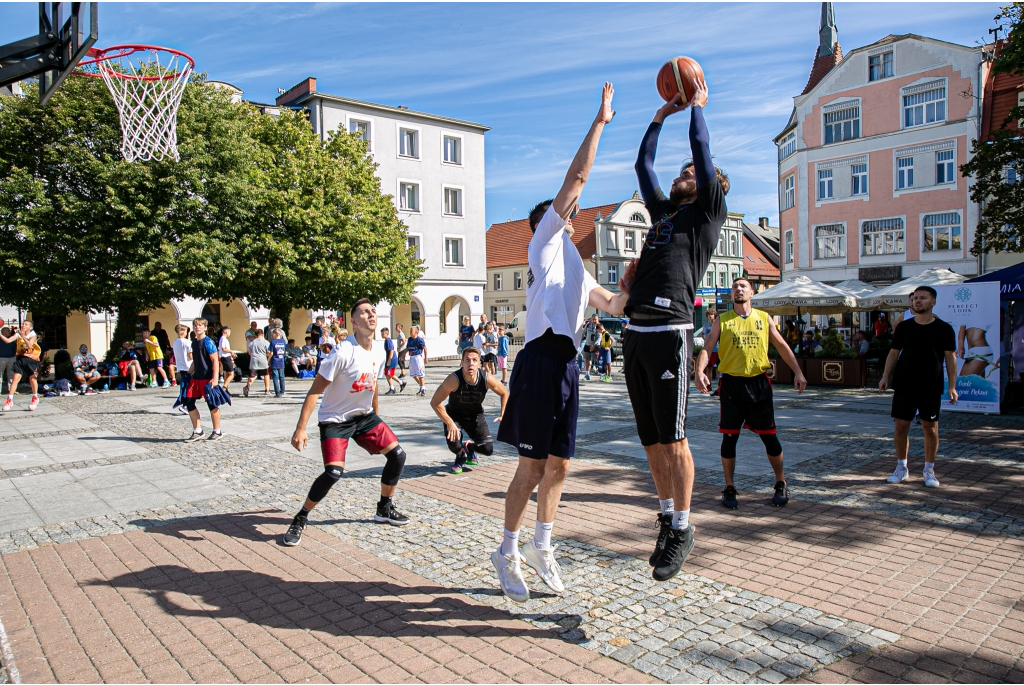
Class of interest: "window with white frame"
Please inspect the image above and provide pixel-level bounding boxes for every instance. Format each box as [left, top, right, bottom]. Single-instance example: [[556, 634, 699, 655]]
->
[[493, 272, 502, 290], [897, 157, 914, 189], [443, 135, 461, 165], [903, 85, 946, 128], [443, 187, 462, 216], [399, 128, 419, 158], [778, 131, 796, 161], [824, 105, 860, 144], [399, 182, 419, 211], [784, 230, 794, 263], [718, 265, 728, 287], [862, 218, 905, 255], [703, 267, 715, 288], [716, 234, 725, 256], [730, 265, 741, 283], [818, 169, 834, 199], [444, 236, 463, 266], [728, 232, 738, 256], [607, 230, 617, 249], [407, 234, 421, 259], [349, 119, 371, 149], [608, 263, 618, 285], [630, 213, 645, 223], [869, 51, 893, 81], [513, 271, 523, 290], [923, 212, 962, 251], [852, 164, 868, 195], [814, 224, 846, 259], [624, 230, 636, 251], [936, 150, 955, 184], [781, 175, 795, 210]]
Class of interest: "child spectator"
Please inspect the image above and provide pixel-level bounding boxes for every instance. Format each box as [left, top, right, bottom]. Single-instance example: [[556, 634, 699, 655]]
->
[[245, 328, 271, 397], [143, 328, 171, 388], [269, 328, 287, 397], [218, 326, 237, 395], [496, 324, 510, 385]]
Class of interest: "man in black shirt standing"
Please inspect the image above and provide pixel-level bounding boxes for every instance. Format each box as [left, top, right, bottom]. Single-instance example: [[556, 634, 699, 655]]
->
[[879, 286, 958, 488], [625, 78, 729, 582]]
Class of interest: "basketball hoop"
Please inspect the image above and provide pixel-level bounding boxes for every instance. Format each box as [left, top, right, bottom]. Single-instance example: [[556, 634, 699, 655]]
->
[[76, 44, 195, 162]]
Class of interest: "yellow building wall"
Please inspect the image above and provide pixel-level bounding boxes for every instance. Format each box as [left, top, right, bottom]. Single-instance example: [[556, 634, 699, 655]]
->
[[288, 308, 311, 344], [65, 312, 92, 352], [140, 303, 180, 338]]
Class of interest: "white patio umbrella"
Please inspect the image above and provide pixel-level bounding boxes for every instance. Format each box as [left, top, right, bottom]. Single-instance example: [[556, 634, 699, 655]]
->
[[832, 279, 879, 299], [857, 268, 966, 310], [750, 276, 858, 315]]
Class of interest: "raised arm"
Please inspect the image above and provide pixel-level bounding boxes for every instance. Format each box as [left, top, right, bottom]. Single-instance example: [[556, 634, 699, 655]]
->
[[552, 82, 615, 219], [635, 121, 662, 204], [688, 78, 713, 189]]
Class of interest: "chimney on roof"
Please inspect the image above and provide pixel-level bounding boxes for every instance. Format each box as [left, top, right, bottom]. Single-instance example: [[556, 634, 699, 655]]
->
[[276, 77, 316, 106], [397, 105, 408, 110], [759, 217, 770, 229]]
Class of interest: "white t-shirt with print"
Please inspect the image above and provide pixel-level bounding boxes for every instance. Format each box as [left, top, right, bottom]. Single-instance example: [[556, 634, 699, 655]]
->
[[525, 205, 599, 345], [317, 336, 379, 423], [172, 338, 192, 370]]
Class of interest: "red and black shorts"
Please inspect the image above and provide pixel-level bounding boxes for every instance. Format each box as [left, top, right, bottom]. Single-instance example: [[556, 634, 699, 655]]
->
[[183, 378, 215, 412], [320, 413, 398, 465], [718, 373, 777, 435]]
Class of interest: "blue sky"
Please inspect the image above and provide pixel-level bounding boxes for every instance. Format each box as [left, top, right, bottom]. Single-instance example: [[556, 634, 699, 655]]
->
[[1, 2, 1004, 229]]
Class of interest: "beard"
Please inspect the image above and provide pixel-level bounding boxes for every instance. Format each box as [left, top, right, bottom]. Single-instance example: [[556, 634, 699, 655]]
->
[[669, 184, 697, 206], [732, 294, 749, 304], [910, 302, 929, 313]]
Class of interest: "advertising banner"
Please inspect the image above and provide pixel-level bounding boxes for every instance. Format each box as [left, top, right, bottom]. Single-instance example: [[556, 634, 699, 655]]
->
[[936, 282, 1001, 413]]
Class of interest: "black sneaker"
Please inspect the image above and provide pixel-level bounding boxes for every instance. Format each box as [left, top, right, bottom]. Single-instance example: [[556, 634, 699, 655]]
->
[[399, 381, 407, 393], [243, 385, 249, 397], [772, 481, 789, 507], [649, 514, 672, 567], [653, 525, 695, 582], [184, 430, 204, 442], [722, 485, 739, 509], [374, 501, 410, 526], [208, 430, 223, 441], [282, 514, 307, 546], [385, 388, 396, 395]]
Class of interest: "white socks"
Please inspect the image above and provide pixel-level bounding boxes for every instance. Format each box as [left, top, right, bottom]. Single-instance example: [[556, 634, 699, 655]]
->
[[672, 509, 690, 531], [500, 528, 519, 556], [923, 462, 935, 473], [659, 498, 674, 516], [534, 521, 553, 550]]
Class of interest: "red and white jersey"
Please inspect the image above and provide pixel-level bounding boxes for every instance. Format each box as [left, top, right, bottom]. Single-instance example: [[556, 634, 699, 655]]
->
[[317, 336, 379, 423]]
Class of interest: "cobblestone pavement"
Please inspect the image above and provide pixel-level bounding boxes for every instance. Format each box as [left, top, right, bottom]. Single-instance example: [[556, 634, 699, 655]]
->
[[0, 364, 1022, 683]]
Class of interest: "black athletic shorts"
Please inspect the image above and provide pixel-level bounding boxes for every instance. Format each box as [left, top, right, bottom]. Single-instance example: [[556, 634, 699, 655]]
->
[[444, 410, 493, 449], [249, 368, 267, 378], [497, 340, 578, 459], [12, 357, 39, 377], [891, 388, 941, 422], [719, 373, 777, 435], [221, 357, 235, 373], [623, 327, 693, 446]]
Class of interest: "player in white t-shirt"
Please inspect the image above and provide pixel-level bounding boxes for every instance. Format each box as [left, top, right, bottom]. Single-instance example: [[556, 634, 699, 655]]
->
[[282, 298, 411, 547], [218, 326, 237, 395], [172, 324, 193, 414], [491, 83, 634, 602]]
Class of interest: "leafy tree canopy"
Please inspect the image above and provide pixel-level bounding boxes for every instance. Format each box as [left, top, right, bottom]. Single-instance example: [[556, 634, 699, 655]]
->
[[961, 2, 1024, 255]]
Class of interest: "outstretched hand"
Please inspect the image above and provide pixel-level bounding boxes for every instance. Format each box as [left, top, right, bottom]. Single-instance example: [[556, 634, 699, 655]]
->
[[690, 76, 709, 109], [596, 82, 615, 125]]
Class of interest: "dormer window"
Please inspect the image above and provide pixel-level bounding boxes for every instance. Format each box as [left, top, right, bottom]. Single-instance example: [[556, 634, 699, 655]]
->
[[869, 51, 893, 81], [630, 213, 645, 223]]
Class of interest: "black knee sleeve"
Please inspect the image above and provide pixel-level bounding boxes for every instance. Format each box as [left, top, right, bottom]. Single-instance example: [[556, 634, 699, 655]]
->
[[475, 441, 493, 457], [721, 433, 739, 460], [381, 445, 406, 486], [760, 433, 783, 458], [307, 464, 343, 503]]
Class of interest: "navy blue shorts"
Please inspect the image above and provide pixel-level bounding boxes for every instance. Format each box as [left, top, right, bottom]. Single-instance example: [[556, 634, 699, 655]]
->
[[496, 341, 579, 459]]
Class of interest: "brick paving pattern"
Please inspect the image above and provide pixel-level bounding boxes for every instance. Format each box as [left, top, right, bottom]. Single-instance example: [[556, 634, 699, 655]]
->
[[0, 367, 1021, 683]]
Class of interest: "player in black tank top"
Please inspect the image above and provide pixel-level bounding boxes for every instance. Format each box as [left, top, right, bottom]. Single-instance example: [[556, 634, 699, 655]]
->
[[430, 347, 509, 474]]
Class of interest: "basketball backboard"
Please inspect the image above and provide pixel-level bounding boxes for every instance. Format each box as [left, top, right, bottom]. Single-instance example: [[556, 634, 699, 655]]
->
[[0, 2, 98, 105]]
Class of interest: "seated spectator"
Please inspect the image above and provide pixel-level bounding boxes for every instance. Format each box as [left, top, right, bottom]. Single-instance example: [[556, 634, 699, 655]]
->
[[117, 340, 143, 390], [854, 331, 870, 357], [285, 338, 309, 374], [301, 336, 318, 367], [799, 331, 821, 358], [72, 344, 101, 394]]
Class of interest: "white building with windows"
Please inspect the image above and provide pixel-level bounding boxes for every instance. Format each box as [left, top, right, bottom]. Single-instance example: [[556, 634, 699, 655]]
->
[[774, 4, 987, 286], [277, 78, 489, 356]]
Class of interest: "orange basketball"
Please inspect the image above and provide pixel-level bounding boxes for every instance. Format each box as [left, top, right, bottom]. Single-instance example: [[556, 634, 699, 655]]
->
[[656, 56, 704, 105]]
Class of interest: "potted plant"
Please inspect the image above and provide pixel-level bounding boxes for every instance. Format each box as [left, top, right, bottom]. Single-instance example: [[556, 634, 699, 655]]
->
[[765, 342, 796, 384], [803, 329, 865, 386]]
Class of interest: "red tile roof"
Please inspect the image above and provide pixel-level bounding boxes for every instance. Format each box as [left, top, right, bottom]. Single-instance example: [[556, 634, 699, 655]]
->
[[801, 42, 843, 95], [486, 203, 619, 268], [743, 235, 780, 278]]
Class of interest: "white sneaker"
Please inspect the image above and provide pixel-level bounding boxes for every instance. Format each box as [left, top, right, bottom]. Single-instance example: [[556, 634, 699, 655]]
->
[[521, 539, 565, 594], [490, 547, 530, 603], [923, 469, 940, 488], [886, 465, 909, 484]]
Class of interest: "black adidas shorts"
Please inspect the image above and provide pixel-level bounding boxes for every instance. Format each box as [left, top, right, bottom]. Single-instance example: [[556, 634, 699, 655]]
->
[[623, 328, 693, 446], [718, 373, 777, 435]]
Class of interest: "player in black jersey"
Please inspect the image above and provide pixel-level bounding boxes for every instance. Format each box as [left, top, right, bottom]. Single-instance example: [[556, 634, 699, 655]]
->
[[624, 77, 729, 583], [430, 346, 509, 474]]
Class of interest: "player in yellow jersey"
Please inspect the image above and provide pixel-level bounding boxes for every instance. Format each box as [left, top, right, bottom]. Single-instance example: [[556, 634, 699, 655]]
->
[[695, 278, 806, 509]]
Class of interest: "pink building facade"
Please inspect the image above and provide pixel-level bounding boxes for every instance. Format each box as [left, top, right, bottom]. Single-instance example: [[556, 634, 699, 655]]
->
[[776, 19, 988, 285]]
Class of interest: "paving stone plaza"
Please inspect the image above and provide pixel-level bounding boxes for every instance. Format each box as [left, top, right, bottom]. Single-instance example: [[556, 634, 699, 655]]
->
[[0, 362, 1022, 684]]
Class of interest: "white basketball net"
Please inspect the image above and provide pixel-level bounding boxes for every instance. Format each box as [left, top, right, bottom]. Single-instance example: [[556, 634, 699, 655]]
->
[[90, 47, 193, 162]]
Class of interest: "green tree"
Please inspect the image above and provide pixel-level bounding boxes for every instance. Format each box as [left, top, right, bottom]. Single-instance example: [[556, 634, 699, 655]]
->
[[230, 107, 422, 335], [0, 74, 260, 352], [961, 2, 1024, 255]]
